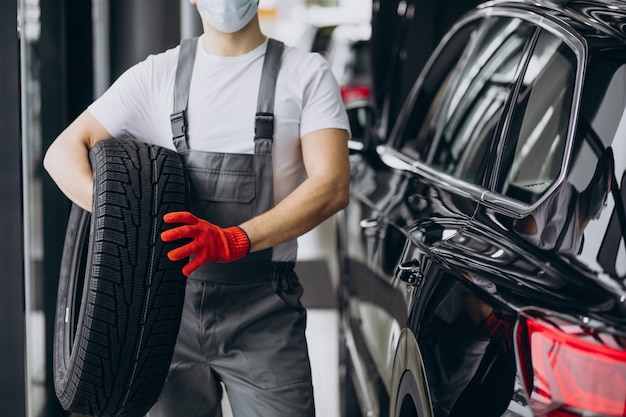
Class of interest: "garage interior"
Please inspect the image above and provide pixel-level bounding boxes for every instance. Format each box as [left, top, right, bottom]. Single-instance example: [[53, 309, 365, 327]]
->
[[1, 0, 481, 416]]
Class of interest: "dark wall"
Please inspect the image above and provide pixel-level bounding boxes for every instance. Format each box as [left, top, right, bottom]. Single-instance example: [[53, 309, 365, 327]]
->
[[0, 0, 26, 415], [109, 0, 182, 79]]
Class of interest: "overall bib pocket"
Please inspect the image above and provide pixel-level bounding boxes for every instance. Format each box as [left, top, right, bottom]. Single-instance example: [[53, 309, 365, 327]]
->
[[187, 166, 256, 227]]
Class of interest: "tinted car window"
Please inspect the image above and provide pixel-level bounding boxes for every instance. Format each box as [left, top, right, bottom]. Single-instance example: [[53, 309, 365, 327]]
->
[[566, 62, 626, 272], [396, 19, 482, 159], [498, 30, 577, 204], [429, 17, 535, 185]]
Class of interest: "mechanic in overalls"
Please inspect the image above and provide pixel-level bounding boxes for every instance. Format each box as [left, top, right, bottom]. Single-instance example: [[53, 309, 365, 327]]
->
[[43, 0, 351, 416]]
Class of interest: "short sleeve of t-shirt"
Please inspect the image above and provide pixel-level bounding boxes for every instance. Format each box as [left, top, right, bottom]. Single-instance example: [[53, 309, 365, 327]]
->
[[297, 53, 351, 138], [88, 47, 178, 149]]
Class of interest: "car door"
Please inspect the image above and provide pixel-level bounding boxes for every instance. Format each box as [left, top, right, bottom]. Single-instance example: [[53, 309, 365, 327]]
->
[[338, 16, 485, 414], [340, 12, 538, 416], [458, 22, 581, 295], [425, 16, 626, 417], [463, 15, 625, 325], [388, 14, 539, 417]]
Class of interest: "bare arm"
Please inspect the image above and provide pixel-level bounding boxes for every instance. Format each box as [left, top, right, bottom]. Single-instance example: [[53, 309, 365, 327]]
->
[[43, 110, 113, 212], [241, 127, 350, 252]]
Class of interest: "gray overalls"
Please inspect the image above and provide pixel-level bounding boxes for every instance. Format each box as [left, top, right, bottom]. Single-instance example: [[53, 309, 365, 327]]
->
[[148, 38, 315, 417]]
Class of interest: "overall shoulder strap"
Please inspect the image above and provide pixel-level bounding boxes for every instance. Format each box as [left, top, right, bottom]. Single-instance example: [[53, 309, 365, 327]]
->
[[255, 38, 285, 141], [171, 37, 198, 151]]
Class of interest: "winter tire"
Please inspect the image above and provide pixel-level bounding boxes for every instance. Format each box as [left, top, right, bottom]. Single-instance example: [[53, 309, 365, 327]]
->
[[53, 138, 190, 417]]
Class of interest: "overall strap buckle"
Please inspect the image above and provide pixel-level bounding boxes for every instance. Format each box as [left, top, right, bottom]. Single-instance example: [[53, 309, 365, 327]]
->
[[170, 110, 187, 141], [171, 37, 198, 152], [255, 112, 274, 140]]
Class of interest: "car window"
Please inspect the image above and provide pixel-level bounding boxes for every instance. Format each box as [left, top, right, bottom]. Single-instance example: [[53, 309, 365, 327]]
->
[[428, 17, 535, 185], [396, 19, 482, 160], [497, 29, 577, 204]]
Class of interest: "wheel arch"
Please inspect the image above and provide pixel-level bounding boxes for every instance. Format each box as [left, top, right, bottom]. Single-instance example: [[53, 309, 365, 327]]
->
[[389, 328, 433, 417]]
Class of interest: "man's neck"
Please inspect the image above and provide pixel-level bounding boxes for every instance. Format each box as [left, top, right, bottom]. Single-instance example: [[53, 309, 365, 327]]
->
[[200, 17, 266, 57]]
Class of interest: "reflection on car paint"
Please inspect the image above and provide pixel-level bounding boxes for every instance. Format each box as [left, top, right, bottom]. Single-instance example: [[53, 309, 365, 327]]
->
[[338, 2, 626, 417]]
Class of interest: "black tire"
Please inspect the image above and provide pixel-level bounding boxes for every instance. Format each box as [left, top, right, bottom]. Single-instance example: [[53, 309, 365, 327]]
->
[[394, 370, 423, 417], [338, 287, 362, 417], [53, 138, 190, 417], [339, 348, 364, 417]]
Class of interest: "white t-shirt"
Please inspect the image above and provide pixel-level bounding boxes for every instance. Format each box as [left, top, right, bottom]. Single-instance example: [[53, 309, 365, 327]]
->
[[88, 36, 350, 261]]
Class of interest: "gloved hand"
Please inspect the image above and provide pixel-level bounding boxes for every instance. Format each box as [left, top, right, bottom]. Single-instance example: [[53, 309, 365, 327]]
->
[[480, 309, 515, 352], [161, 211, 250, 276]]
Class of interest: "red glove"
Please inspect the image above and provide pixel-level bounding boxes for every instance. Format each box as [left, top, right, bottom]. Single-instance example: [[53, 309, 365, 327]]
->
[[161, 211, 250, 276], [480, 309, 515, 352]]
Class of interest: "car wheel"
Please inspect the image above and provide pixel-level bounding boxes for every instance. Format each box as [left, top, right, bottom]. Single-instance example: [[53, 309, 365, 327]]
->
[[338, 279, 362, 417], [394, 370, 426, 417], [339, 338, 363, 417], [53, 138, 190, 417]]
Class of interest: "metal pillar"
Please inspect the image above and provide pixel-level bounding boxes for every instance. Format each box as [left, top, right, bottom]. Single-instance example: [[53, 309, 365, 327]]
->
[[93, 0, 111, 97], [0, 0, 26, 415], [181, 0, 203, 40], [109, 0, 181, 79]]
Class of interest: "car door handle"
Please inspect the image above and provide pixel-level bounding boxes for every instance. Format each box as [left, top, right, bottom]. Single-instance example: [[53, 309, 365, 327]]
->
[[394, 259, 423, 285], [359, 218, 379, 229]]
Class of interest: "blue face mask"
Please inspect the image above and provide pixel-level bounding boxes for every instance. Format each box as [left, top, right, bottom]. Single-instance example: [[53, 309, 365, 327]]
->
[[197, 0, 258, 33]]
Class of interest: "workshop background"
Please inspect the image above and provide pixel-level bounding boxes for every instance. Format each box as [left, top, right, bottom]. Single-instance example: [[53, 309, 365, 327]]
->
[[0, 0, 477, 415]]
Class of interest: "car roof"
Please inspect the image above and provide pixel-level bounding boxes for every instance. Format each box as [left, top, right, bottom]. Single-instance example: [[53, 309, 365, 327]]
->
[[370, 0, 626, 138], [480, 0, 626, 46]]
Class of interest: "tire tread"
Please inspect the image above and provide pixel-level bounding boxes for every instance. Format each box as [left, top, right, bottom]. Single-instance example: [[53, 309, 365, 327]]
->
[[54, 139, 190, 417]]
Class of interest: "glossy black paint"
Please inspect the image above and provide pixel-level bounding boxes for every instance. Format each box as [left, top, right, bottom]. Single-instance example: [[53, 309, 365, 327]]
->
[[338, 1, 626, 417]]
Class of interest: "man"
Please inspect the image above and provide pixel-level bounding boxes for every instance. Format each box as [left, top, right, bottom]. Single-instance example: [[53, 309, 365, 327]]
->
[[43, 0, 351, 416]]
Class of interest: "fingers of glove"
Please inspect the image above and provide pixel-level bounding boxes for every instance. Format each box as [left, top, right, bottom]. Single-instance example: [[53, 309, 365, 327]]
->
[[163, 211, 200, 225], [181, 256, 206, 277], [166, 242, 201, 261], [161, 224, 201, 242]]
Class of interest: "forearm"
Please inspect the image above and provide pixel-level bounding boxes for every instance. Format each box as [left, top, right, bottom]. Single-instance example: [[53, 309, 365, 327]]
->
[[241, 128, 350, 252], [43, 110, 112, 212], [241, 175, 349, 252], [43, 137, 94, 211]]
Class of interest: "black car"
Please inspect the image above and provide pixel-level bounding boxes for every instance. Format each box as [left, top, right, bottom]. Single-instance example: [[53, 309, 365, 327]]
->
[[338, 1, 626, 417]]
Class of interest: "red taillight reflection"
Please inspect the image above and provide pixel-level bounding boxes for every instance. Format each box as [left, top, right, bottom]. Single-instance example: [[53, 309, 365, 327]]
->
[[340, 85, 370, 104], [516, 315, 626, 417]]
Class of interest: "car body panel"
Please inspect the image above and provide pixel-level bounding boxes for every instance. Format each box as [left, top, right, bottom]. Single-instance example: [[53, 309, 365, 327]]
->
[[339, 2, 626, 417]]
